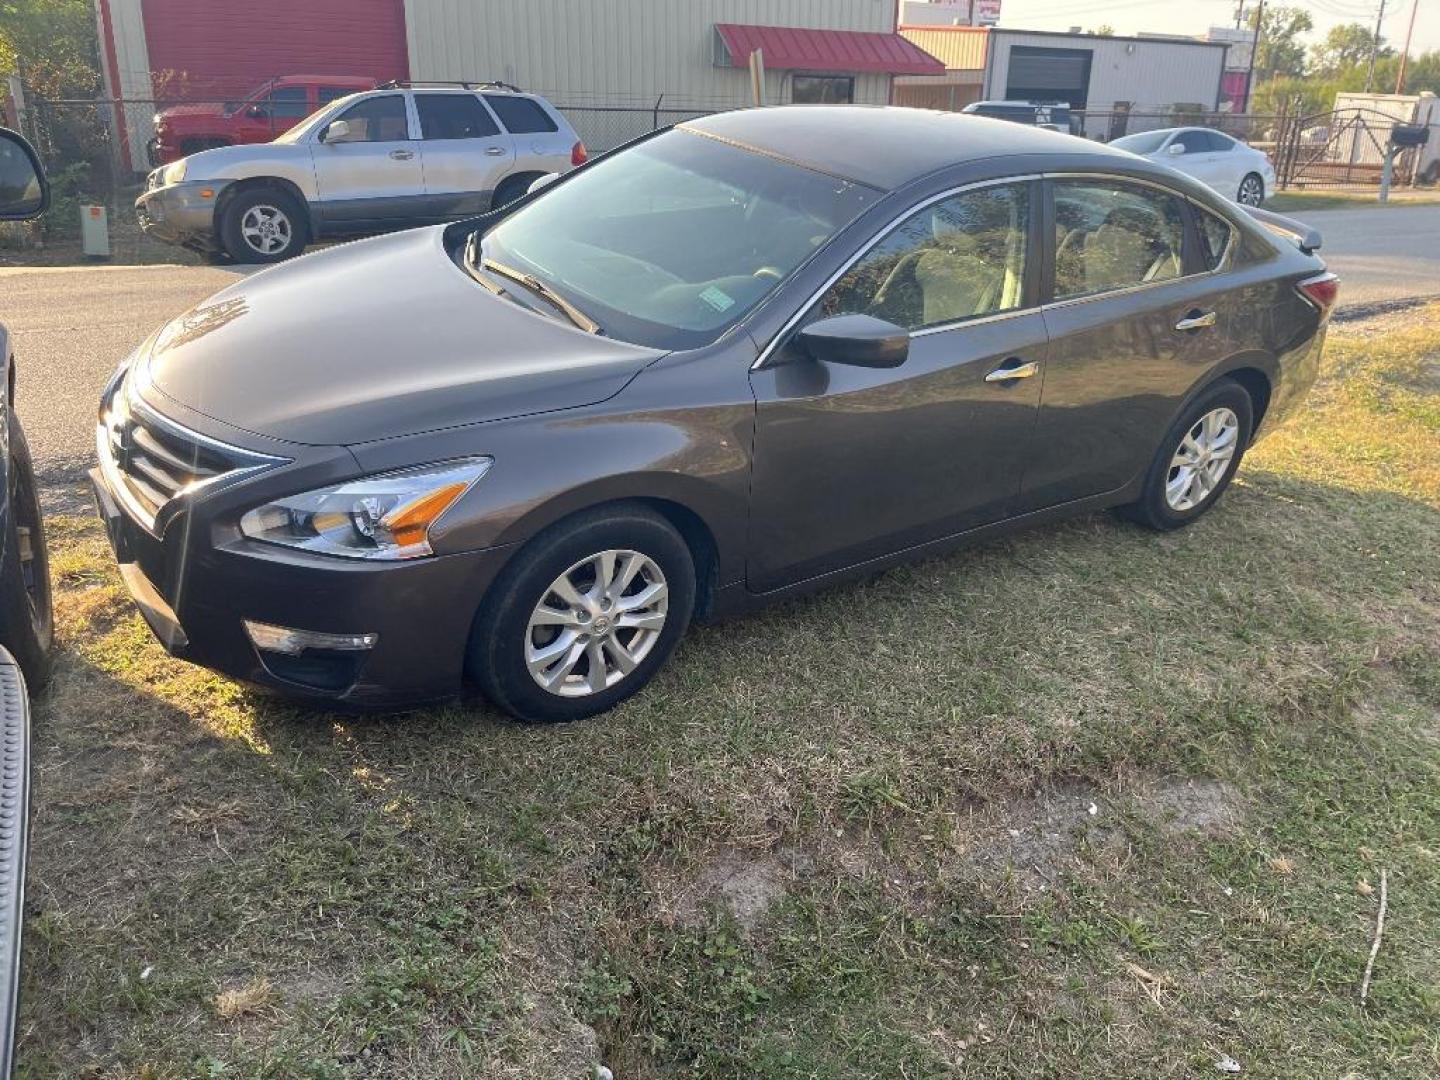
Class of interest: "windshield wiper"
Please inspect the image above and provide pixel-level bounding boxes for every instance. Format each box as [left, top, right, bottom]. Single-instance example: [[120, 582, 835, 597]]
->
[[480, 257, 601, 335]]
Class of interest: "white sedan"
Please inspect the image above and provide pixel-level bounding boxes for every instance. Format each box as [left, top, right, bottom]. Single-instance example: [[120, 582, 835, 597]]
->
[[1110, 126, 1277, 207]]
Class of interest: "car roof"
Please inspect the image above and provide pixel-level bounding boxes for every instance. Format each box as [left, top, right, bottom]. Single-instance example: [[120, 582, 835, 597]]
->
[[681, 106, 1133, 191]]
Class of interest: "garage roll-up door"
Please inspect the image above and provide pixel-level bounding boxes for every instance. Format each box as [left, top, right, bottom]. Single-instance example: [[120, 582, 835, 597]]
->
[[1005, 45, 1092, 108], [141, 0, 409, 101]]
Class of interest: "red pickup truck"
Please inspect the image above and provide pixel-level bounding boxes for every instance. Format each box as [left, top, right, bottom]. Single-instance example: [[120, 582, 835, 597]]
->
[[147, 74, 376, 165]]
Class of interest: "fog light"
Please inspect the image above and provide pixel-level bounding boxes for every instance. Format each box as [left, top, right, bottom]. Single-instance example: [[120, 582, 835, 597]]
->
[[243, 620, 378, 656]]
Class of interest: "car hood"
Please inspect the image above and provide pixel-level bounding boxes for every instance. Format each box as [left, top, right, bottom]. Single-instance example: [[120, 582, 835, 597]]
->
[[156, 103, 228, 121], [138, 227, 663, 447]]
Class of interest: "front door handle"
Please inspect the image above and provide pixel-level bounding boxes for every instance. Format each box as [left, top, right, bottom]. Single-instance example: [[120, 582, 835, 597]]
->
[[985, 358, 1040, 384], [389, 149, 415, 161], [484, 146, 507, 156], [1175, 309, 1217, 331]]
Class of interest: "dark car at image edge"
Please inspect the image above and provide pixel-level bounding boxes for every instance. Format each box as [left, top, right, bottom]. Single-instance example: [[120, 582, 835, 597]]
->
[[90, 107, 1337, 723]]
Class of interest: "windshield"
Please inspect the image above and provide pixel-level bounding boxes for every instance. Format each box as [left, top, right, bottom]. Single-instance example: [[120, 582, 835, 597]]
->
[[1111, 131, 1171, 155], [474, 129, 880, 349]]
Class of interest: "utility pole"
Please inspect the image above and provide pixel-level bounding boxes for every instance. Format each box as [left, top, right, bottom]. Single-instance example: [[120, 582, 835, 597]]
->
[[1242, 0, 1265, 114], [1365, 0, 1387, 93], [1394, 0, 1418, 94]]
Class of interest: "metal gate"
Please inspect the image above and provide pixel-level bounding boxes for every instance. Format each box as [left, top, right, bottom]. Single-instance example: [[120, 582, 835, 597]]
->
[[1274, 107, 1417, 190]]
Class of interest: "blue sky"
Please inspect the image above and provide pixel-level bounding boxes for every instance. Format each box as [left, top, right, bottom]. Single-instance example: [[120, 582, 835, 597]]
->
[[987, 0, 1438, 55]]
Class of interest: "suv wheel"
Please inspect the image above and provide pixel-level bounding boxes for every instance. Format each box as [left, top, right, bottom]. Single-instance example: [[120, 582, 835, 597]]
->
[[493, 173, 543, 209], [0, 415, 52, 689], [467, 505, 695, 722], [220, 188, 308, 263]]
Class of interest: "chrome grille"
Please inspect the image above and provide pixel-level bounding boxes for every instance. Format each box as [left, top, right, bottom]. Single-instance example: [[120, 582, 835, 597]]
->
[[97, 372, 287, 529]]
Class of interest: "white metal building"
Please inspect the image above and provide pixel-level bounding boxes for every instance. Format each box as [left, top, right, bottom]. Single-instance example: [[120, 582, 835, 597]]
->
[[981, 29, 1228, 122]]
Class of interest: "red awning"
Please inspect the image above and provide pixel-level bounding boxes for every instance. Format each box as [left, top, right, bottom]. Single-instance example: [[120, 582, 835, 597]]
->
[[715, 23, 945, 77]]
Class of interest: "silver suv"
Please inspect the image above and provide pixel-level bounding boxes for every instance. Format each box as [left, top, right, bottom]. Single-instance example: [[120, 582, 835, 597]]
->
[[136, 81, 586, 263]]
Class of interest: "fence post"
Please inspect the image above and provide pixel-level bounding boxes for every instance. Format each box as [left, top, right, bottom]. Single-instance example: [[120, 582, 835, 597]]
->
[[652, 93, 664, 131]]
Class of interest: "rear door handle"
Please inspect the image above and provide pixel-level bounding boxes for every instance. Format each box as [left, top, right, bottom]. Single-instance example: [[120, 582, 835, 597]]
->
[[484, 146, 507, 156], [389, 149, 414, 161], [985, 358, 1040, 383], [1175, 309, 1217, 331]]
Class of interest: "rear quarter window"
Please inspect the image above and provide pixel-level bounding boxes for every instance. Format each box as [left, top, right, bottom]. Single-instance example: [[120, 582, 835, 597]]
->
[[1195, 207, 1235, 270], [487, 96, 559, 134]]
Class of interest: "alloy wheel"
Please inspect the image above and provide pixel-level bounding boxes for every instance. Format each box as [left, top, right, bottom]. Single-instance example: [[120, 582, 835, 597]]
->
[[524, 549, 669, 698], [239, 204, 292, 256], [1238, 175, 1264, 206], [1165, 407, 1239, 512]]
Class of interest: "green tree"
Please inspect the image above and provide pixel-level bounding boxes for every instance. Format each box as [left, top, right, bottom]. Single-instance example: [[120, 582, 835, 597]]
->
[[1250, 5, 1314, 81], [1090, 25, 1115, 37], [1310, 22, 1390, 78], [0, 0, 100, 98]]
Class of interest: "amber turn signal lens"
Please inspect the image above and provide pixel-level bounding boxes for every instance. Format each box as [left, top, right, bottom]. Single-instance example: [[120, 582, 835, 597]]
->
[[381, 482, 470, 547]]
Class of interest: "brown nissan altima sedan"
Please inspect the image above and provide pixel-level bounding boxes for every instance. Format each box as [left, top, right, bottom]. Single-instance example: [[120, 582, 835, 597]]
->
[[91, 107, 1337, 722]]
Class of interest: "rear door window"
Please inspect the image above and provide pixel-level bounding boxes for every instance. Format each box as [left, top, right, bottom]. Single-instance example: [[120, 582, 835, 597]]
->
[[415, 93, 502, 140], [1051, 180, 1188, 299], [486, 95, 559, 134]]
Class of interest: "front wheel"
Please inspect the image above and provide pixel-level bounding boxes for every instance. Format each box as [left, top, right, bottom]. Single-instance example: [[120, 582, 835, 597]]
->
[[1237, 173, 1265, 207], [467, 505, 696, 722], [219, 188, 308, 263], [1118, 380, 1253, 532]]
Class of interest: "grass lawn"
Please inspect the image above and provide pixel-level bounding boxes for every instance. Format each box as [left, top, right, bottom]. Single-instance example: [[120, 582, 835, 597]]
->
[[18, 307, 1440, 1078], [1264, 190, 1440, 213]]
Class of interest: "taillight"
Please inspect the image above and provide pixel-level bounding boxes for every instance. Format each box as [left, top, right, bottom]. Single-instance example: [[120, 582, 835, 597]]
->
[[570, 140, 588, 167], [1297, 272, 1340, 315]]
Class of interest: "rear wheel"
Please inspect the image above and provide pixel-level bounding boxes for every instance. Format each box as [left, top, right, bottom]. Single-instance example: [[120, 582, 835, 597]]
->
[[1118, 380, 1253, 532], [0, 415, 52, 689], [467, 505, 695, 722], [492, 172, 545, 209], [220, 188, 308, 263], [1237, 172, 1265, 206]]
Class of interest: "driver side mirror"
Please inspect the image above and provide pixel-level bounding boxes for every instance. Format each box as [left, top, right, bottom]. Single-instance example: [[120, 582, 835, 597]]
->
[[320, 119, 352, 144], [1167, 142, 1186, 156], [796, 314, 909, 369], [245, 104, 269, 120], [0, 128, 48, 221]]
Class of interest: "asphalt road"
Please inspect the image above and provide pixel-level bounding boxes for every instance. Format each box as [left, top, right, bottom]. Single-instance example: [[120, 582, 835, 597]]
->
[[2, 202, 1437, 498]]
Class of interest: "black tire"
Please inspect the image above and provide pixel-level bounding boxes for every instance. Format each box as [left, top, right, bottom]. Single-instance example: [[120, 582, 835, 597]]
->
[[468, 504, 696, 723], [1117, 379, 1254, 532], [492, 173, 543, 210], [219, 187, 308, 264], [1237, 172, 1265, 207], [0, 415, 52, 690]]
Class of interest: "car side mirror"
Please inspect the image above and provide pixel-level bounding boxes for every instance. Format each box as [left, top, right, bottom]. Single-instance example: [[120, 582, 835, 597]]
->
[[0, 128, 48, 221], [246, 104, 268, 119], [796, 314, 909, 369], [1167, 142, 1186, 156], [320, 119, 351, 144]]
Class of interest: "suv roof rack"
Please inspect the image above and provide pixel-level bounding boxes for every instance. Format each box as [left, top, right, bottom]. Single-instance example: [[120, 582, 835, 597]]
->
[[377, 79, 525, 93]]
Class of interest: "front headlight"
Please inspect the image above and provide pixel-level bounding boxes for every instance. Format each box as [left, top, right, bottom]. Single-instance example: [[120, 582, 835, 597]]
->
[[239, 457, 493, 560], [162, 159, 187, 185]]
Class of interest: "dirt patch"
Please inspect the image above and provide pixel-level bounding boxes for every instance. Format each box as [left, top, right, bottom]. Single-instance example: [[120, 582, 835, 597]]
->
[[658, 847, 805, 931], [1137, 779, 1244, 836], [951, 784, 1119, 893]]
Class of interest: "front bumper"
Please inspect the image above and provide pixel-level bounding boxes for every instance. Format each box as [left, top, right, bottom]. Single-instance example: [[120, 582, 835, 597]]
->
[[88, 462, 514, 709], [134, 180, 229, 249]]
